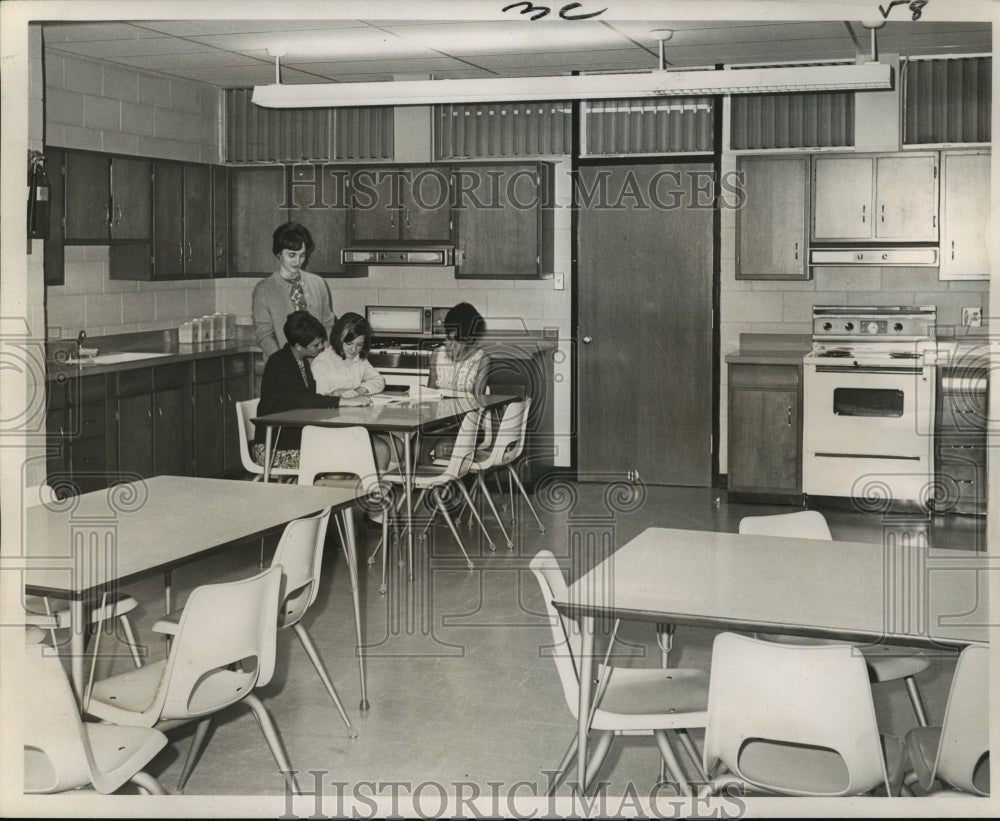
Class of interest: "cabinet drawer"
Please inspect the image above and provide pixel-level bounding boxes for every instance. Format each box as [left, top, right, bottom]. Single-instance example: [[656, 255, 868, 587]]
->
[[224, 354, 250, 379], [938, 392, 987, 432], [73, 400, 106, 441], [729, 363, 800, 390], [153, 362, 190, 390], [193, 357, 224, 384], [69, 436, 108, 473], [114, 368, 153, 397]]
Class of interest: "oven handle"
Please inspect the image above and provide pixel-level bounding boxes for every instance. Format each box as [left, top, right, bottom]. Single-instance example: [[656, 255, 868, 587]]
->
[[811, 364, 925, 375], [813, 452, 923, 461]]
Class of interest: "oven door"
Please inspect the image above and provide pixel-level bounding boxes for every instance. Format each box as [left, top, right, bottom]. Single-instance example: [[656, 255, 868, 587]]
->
[[803, 362, 935, 502]]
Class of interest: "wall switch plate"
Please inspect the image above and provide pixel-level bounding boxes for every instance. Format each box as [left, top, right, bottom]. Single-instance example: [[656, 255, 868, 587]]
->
[[553, 272, 565, 290], [962, 307, 982, 327]]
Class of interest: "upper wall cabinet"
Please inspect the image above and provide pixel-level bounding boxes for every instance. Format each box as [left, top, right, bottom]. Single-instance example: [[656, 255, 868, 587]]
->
[[454, 162, 553, 279], [811, 153, 939, 242], [940, 151, 990, 281], [735, 155, 809, 280], [230, 166, 288, 277], [150, 161, 213, 278], [348, 166, 453, 244], [287, 163, 350, 276], [63, 150, 152, 242]]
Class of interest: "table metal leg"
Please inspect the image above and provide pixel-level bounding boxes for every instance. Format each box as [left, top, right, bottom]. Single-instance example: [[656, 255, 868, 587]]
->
[[403, 433, 415, 580], [339, 507, 369, 711], [577, 615, 595, 795], [70, 597, 86, 706], [263, 426, 273, 483]]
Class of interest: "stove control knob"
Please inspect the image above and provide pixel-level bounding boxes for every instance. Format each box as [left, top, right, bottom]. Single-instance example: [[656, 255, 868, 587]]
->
[[865, 321, 879, 334], [844, 322, 855, 332], [893, 322, 904, 332], [823, 321, 833, 331]]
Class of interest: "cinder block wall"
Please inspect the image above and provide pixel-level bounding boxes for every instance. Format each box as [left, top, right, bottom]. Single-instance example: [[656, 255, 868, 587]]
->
[[43, 50, 221, 338]]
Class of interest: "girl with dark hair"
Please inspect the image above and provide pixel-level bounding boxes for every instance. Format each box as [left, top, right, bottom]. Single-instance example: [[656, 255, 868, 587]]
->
[[252, 310, 371, 469], [311, 312, 386, 398], [429, 302, 490, 394], [251, 222, 336, 358]]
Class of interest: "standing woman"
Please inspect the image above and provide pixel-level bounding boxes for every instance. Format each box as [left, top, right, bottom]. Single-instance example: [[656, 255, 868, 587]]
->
[[253, 311, 370, 470], [429, 302, 491, 394], [252, 222, 336, 359]]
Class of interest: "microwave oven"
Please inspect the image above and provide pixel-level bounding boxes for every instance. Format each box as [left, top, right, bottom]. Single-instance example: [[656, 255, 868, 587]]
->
[[365, 306, 451, 337]]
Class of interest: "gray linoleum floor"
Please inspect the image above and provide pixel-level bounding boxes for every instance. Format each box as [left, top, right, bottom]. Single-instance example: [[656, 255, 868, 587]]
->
[[60, 481, 989, 812]]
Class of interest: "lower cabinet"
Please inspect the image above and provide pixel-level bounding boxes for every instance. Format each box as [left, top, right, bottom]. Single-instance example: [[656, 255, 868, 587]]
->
[[113, 364, 192, 480], [936, 367, 988, 515], [46, 374, 110, 495], [192, 354, 254, 477], [727, 363, 803, 499]]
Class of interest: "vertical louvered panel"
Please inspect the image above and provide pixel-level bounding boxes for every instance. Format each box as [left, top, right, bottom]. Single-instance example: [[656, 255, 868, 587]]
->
[[581, 98, 714, 156], [224, 89, 392, 162], [903, 56, 991, 145], [434, 103, 571, 158], [730, 92, 853, 149]]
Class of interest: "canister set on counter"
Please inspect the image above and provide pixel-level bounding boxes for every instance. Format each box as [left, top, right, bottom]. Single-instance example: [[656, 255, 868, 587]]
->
[[178, 313, 237, 344]]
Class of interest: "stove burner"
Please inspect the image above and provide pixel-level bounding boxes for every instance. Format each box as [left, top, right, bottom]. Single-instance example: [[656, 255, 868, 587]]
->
[[816, 349, 852, 358]]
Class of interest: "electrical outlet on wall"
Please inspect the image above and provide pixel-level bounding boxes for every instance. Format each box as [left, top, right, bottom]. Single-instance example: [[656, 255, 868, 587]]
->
[[962, 307, 982, 327]]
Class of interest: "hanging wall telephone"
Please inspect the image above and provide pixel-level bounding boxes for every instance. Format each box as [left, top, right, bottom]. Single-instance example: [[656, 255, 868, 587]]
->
[[27, 150, 51, 240]]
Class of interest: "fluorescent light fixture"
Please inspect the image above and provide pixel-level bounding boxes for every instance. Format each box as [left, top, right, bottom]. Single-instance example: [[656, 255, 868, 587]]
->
[[252, 62, 892, 108]]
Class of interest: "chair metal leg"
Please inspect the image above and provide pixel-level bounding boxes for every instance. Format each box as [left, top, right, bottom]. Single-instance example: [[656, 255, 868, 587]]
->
[[292, 623, 359, 739], [654, 730, 693, 795], [546, 733, 579, 795], [130, 770, 168, 795], [177, 717, 213, 792], [455, 478, 496, 551], [675, 729, 706, 780], [507, 465, 545, 532], [583, 731, 614, 793], [433, 489, 475, 569], [118, 614, 144, 667], [243, 693, 300, 795], [904, 675, 930, 727], [476, 473, 513, 549]]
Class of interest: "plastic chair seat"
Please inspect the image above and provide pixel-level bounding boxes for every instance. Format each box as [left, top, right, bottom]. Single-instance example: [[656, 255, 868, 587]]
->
[[25, 593, 138, 629], [591, 667, 708, 727]]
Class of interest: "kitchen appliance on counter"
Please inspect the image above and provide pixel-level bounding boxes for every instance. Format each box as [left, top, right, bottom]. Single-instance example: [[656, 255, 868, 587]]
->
[[364, 305, 451, 390], [802, 306, 938, 509]]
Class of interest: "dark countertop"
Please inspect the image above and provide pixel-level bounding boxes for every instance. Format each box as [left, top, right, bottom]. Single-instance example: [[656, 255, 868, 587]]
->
[[48, 328, 559, 379], [725, 333, 812, 366]]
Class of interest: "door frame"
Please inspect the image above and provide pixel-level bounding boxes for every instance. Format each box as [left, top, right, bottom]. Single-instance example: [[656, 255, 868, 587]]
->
[[569, 106, 722, 487]]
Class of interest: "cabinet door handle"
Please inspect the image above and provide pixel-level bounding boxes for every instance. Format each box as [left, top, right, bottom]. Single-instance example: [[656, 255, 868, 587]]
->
[[116, 204, 123, 225], [215, 242, 224, 260], [178, 243, 184, 264], [187, 242, 193, 262], [146, 408, 153, 427], [786, 406, 793, 426], [158, 407, 164, 419], [793, 241, 799, 260], [880, 203, 884, 224], [861, 204, 866, 224], [105, 204, 112, 228]]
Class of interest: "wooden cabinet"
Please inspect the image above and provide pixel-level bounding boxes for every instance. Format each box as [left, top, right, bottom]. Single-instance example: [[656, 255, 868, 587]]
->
[[812, 153, 938, 242], [288, 163, 350, 275], [46, 374, 109, 495], [63, 151, 152, 242], [231, 166, 289, 276], [191, 354, 254, 477], [212, 165, 230, 276], [349, 166, 453, 243], [136, 161, 214, 279], [735, 156, 809, 280], [940, 151, 990, 280], [727, 363, 802, 499], [936, 365, 988, 515], [454, 162, 554, 279], [113, 363, 191, 480]]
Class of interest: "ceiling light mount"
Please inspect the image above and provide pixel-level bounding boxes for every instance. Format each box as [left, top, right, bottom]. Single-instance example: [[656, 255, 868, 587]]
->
[[650, 29, 674, 70]]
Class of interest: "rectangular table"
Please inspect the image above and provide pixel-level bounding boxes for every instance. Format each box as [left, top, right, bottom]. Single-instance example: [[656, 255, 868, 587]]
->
[[22, 476, 361, 703], [552, 527, 994, 792], [253, 392, 517, 566]]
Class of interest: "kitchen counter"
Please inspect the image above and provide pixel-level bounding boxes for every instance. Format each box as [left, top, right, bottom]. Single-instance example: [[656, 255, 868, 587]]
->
[[724, 333, 812, 366]]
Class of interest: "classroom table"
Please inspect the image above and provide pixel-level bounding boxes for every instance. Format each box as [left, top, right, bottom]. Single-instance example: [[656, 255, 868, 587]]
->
[[22, 476, 363, 705], [550, 527, 994, 794], [253, 392, 516, 570]]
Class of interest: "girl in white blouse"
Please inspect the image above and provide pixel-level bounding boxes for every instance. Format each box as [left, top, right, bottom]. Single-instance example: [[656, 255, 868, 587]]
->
[[312, 312, 386, 398]]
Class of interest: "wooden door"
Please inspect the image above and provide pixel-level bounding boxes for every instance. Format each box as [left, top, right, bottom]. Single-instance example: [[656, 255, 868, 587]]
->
[[153, 161, 185, 278], [729, 386, 800, 494], [812, 156, 873, 240], [183, 164, 213, 274], [211, 165, 230, 276], [736, 156, 808, 280], [64, 151, 111, 240], [110, 157, 152, 240], [577, 162, 714, 486], [350, 168, 398, 241], [875, 154, 938, 241], [153, 385, 190, 477], [231, 166, 288, 275], [402, 167, 452, 241], [117, 393, 154, 479]]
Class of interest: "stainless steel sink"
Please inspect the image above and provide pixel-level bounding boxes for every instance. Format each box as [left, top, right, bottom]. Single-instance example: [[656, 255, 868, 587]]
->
[[75, 352, 172, 365]]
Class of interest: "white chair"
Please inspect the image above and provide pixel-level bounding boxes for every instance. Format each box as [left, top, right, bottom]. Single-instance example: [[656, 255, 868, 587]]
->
[[85, 566, 299, 794], [738, 510, 932, 726], [530, 550, 709, 796], [463, 398, 545, 547], [24, 644, 168, 795], [23, 484, 144, 667], [702, 631, 907, 797], [385, 409, 492, 575], [905, 644, 990, 796], [236, 397, 298, 482], [154, 510, 358, 740]]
